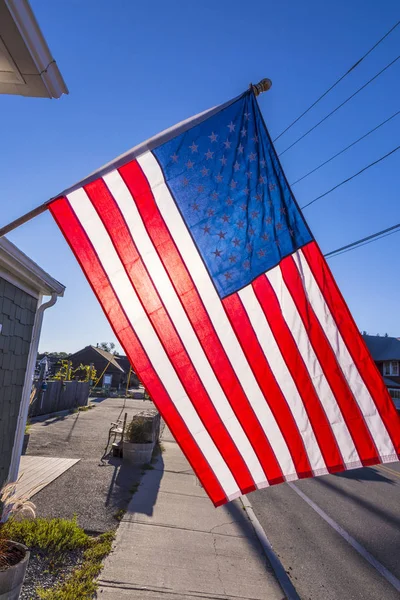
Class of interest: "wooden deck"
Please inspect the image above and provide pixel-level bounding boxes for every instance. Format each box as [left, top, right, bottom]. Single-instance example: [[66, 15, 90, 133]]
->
[[16, 456, 80, 499]]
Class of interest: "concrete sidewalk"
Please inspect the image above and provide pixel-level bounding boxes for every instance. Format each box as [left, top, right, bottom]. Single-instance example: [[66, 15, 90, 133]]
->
[[97, 429, 285, 600]]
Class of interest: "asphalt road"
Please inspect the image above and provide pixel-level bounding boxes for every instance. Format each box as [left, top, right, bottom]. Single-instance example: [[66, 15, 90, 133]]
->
[[249, 462, 400, 600]]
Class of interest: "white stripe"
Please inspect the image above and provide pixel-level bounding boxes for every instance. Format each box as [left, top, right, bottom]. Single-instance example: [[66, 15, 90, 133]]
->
[[288, 482, 400, 593], [238, 285, 327, 476], [266, 267, 361, 469], [103, 170, 267, 485], [137, 151, 296, 481], [294, 250, 396, 459], [66, 187, 240, 499]]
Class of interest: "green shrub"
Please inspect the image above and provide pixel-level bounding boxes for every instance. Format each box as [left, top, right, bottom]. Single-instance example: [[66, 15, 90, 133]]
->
[[2, 516, 89, 552], [37, 532, 114, 600], [126, 417, 152, 443]]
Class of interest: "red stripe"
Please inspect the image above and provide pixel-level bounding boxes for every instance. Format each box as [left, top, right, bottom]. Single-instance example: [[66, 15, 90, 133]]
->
[[252, 274, 346, 473], [223, 293, 313, 480], [280, 255, 380, 466], [84, 179, 255, 494], [118, 159, 284, 485], [49, 197, 227, 506], [302, 242, 400, 457]]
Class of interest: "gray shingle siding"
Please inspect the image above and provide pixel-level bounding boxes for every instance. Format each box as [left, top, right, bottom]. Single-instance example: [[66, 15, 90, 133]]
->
[[0, 277, 36, 487]]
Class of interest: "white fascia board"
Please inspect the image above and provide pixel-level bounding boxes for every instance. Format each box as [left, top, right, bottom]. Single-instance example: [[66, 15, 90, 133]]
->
[[0, 237, 65, 297], [4, 0, 68, 98]]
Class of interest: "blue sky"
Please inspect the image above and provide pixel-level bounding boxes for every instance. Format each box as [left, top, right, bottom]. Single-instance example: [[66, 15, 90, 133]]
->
[[2, 0, 399, 353]]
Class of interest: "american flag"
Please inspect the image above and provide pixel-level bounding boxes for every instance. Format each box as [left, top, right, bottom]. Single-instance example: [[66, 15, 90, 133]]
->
[[49, 90, 400, 506]]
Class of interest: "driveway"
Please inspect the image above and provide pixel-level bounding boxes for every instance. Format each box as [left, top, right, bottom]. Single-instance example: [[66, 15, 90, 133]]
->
[[27, 397, 155, 532]]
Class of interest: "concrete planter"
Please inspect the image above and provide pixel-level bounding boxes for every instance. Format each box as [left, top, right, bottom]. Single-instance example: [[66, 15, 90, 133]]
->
[[123, 441, 154, 466], [0, 541, 30, 600]]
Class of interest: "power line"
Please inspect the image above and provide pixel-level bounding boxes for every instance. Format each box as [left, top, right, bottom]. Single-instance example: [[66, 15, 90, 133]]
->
[[278, 54, 400, 157], [301, 145, 400, 209], [273, 20, 400, 142], [291, 109, 400, 186], [325, 222, 400, 259]]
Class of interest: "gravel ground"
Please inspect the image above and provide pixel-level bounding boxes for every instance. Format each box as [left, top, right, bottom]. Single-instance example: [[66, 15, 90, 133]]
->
[[27, 397, 155, 532], [20, 547, 84, 600]]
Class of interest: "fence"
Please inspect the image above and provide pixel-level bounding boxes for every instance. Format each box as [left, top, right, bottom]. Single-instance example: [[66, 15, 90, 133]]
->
[[29, 380, 90, 417]]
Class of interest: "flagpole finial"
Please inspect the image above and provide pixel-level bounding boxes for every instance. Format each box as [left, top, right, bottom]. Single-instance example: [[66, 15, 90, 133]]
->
[[251, 78, 272, 96]]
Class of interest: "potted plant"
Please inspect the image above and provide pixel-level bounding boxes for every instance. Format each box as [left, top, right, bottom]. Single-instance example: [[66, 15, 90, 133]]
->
[[0, 482, 36, 599], [123, 417, 154, 466]]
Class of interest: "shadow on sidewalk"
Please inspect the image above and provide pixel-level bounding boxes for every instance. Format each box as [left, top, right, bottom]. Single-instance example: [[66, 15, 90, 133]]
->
[[105, 454, 164, 517]]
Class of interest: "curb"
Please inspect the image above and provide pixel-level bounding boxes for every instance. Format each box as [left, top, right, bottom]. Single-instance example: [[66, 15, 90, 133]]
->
[[240, 494, 300, 600]]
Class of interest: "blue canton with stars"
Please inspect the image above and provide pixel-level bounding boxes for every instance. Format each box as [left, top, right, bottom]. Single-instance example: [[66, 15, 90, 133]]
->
[[153, 91, 313, 299]]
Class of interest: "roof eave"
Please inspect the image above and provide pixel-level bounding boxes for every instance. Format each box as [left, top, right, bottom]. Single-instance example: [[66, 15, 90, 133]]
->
[[0, 236, 65, 296], [4, 0, 68, 99]]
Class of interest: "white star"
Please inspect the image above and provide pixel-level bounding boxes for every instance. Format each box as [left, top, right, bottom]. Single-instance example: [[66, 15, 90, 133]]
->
[[230, 180, 238, 190], [244, 112, 251, 121], [171, 153, 179, 163], [215, 173, 223, 183], [182, 177, 189, 186], [252, 134, 259, 143], [233, 161, 241, 172], [237, 144, 244, 154], [205, 149, 214, 160], [211, 191, 219, 200], [209, 132, 218, 143], [244, 187, 250, 196], [223, 139, 232, 149], [248, 152, 257, 162], [201, 167, 209, 177], [260, 159, 266, 168], [220, 156, 227, 166], [241, 127, 247, 137], [189, 142, 198, 153], [245, 171, 252, 180], [186, 159, 194, 169], [259, 175, 266, 184], [227, 121, 236, 132]]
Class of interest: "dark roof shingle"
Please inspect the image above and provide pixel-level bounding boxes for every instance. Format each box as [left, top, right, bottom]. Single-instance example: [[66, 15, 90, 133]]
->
[[363, 335, 400, 361]]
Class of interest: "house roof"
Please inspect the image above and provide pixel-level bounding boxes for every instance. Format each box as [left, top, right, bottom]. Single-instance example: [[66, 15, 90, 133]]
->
[[70, 346, 125, 373], [0, 0, 68, 98], [383, 376, 400, 389], [363, 334, 400, 362], [0, 236, 65, 298]]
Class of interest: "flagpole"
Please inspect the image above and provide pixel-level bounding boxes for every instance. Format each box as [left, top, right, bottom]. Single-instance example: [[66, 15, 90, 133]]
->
[[0, 202, 53, 239], [0, 78, 272, 239]]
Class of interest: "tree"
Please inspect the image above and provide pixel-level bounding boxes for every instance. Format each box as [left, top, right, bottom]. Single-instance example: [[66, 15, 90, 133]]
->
[[38, 351, 70, 359], [97, 342, 118, 355]]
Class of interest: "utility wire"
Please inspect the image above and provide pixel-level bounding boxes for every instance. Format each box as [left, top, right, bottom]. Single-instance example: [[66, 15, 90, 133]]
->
[[291, 109, 400, 186], [325, 223, 400, 259], [278, 54, 400, 157], [273, 20, 400, 142], [301, 145, 400, 210]]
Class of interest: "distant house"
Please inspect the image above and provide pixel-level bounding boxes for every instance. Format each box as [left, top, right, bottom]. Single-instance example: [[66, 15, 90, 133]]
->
[[68, 345, 137, 389], [363, 334, 400, 409]]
